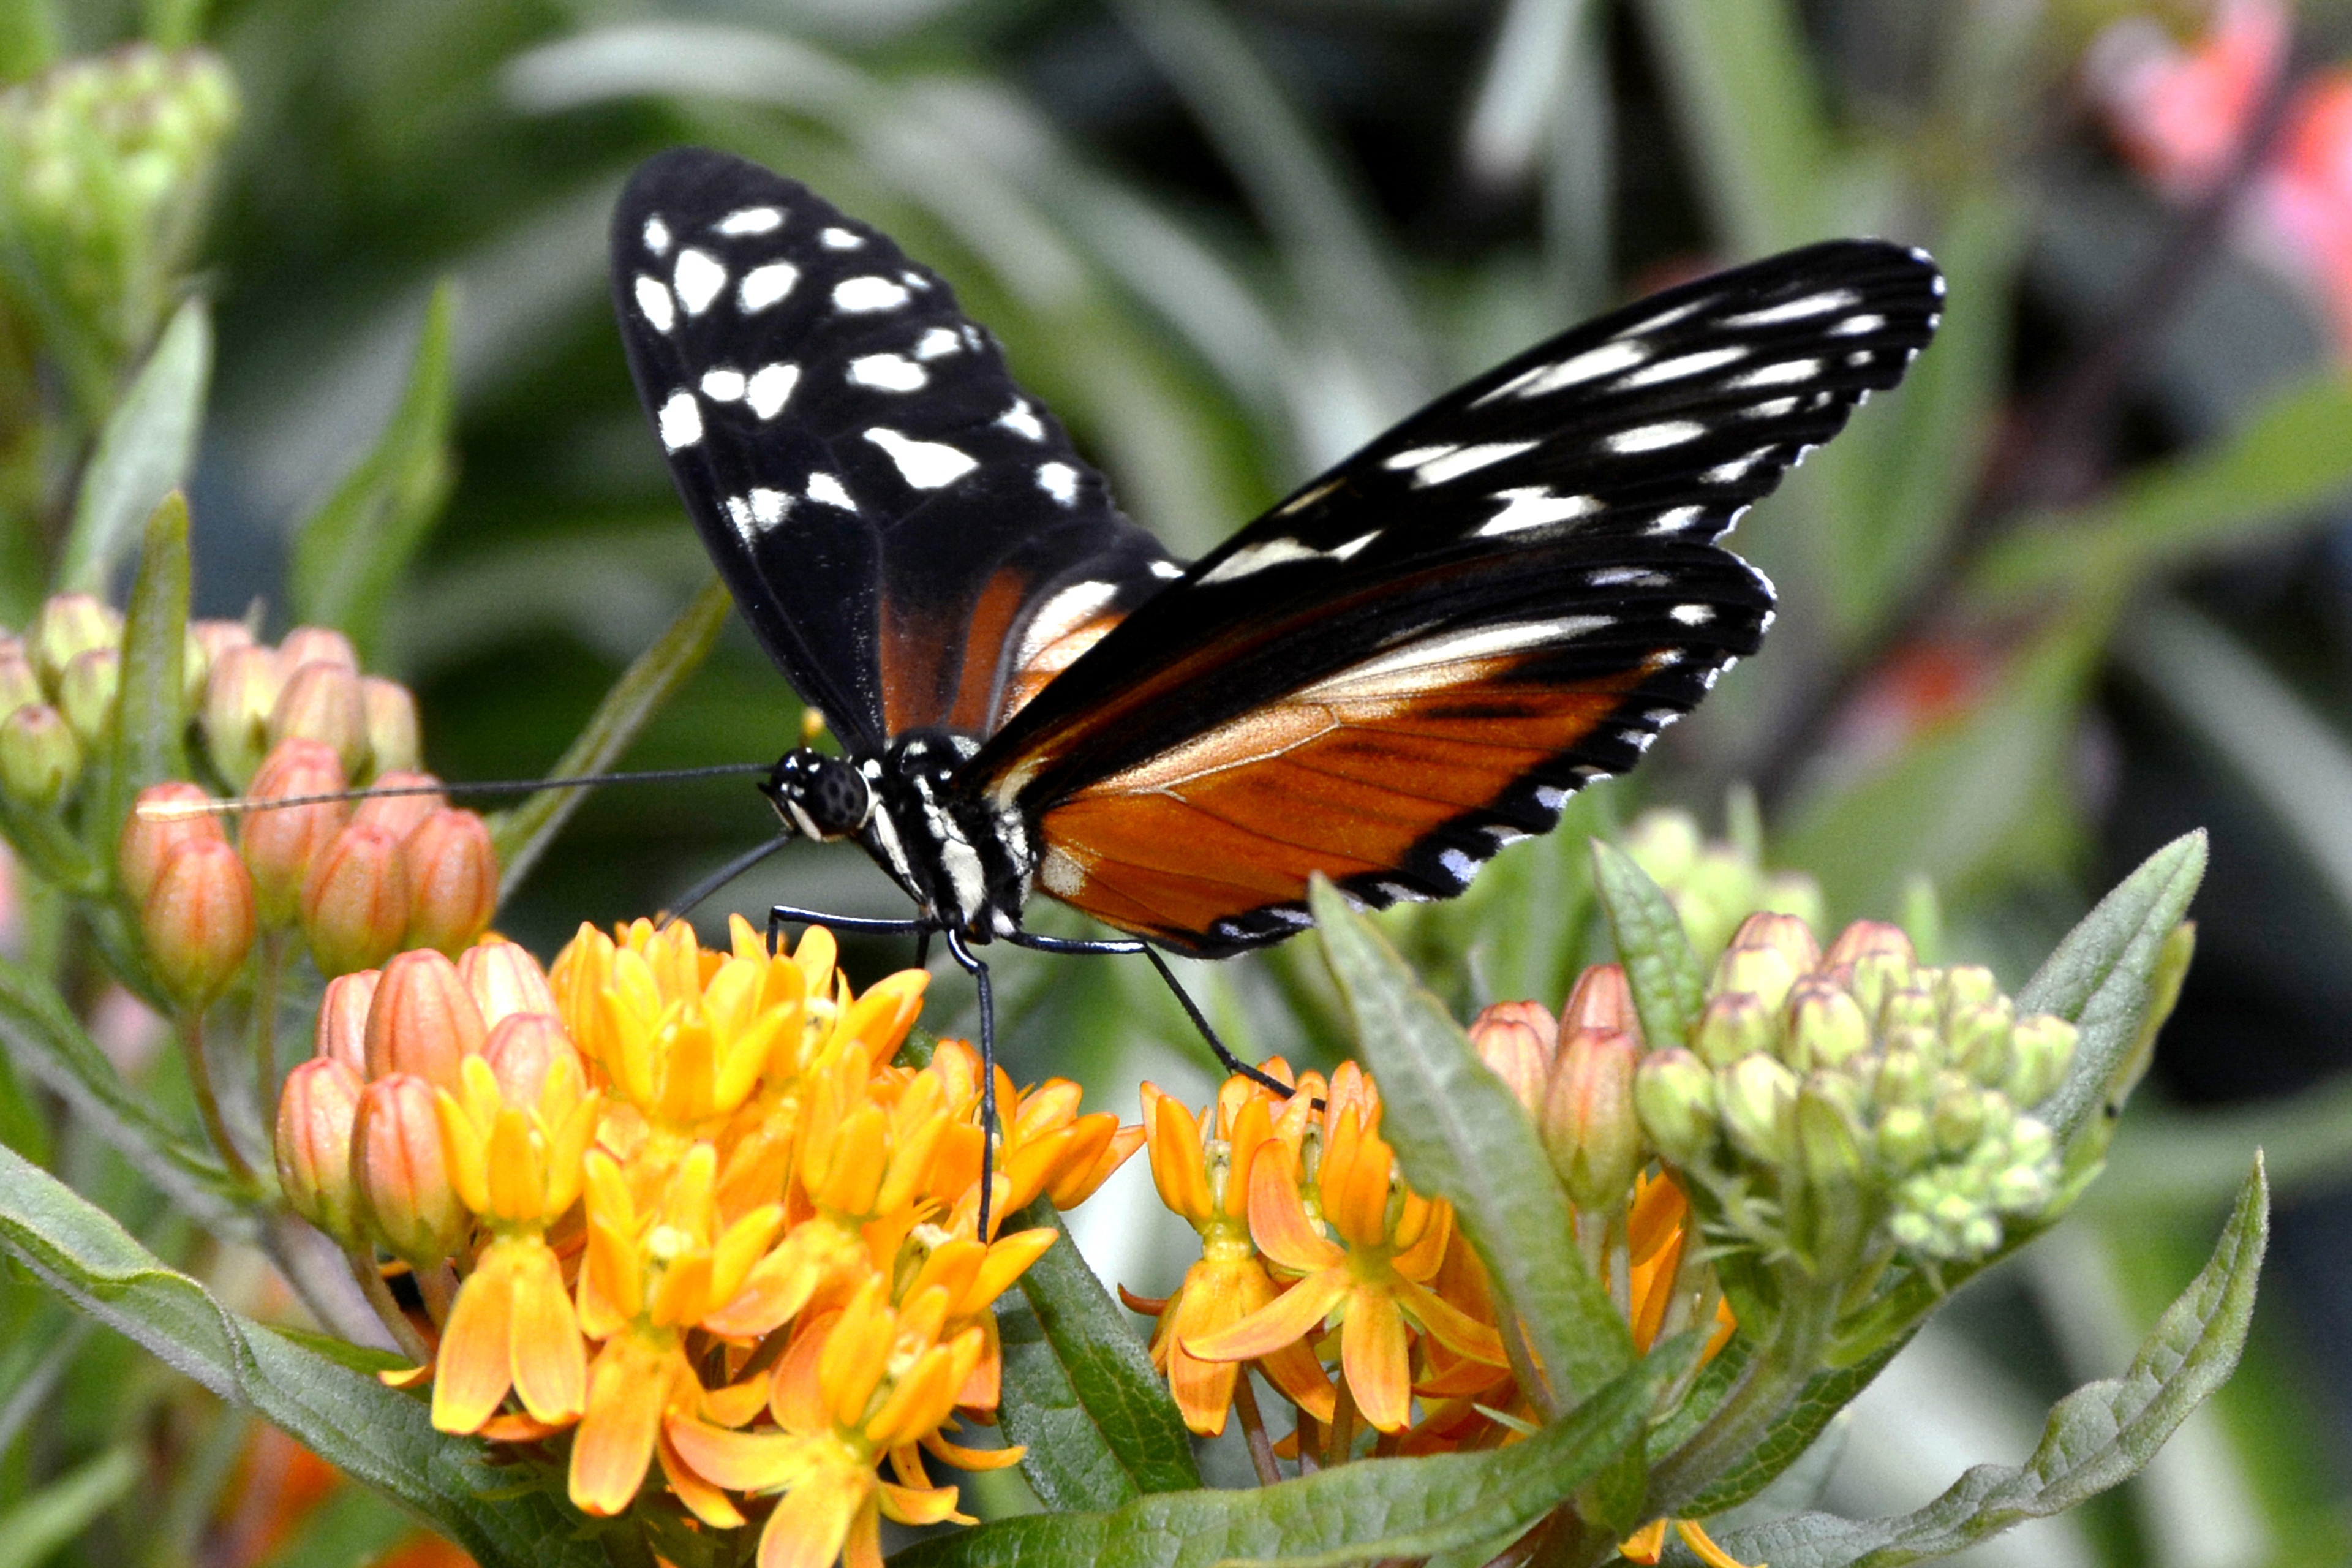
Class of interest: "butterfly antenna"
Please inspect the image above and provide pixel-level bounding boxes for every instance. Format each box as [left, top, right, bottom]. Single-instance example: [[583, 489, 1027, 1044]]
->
[[660, 834, 794, 925], [134, 761, 774, 822]]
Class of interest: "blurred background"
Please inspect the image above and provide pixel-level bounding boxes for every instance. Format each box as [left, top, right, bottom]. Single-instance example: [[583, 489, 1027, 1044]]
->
[[8, 0, 2352, 1563]]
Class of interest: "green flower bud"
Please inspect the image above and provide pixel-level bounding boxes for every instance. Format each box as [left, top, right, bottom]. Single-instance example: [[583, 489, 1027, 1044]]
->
[[360, 676, 421, 778], [1929, 1079, 1989, 1156], [1847, 951, 1913, 1027], [1880, 1022, 1939, 1066], [1947, 998, 2016, 1087], [1875, 1104, 1934, 1172], [0, 641, 41, 720], [1795, 1085, 1871, 1273], [1541, 1027, 1642, 1210], [1693, 990, 1776, 1068], [1785, 979, 1869, 1071], [1720, 1052, 1799, 1166], [1727, 909, 1822, 975], [55, 646, 117, 745], [0, 703, 80, 809], [2005, 1015, 2078, 1107], [1712, 942, 1801, 1016], [1634, 1047, 1717, 1166], [1870, 1046, 1932, 1107], [27, 593, 116, 691], [1937, 964, 1999, 1014], [1877, 986, 1939, 1036], [201, 644, 284, 790]]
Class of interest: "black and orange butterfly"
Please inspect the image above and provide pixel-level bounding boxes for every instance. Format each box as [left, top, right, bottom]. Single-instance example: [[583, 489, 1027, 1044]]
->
[[611, 146, 1940, 1153]]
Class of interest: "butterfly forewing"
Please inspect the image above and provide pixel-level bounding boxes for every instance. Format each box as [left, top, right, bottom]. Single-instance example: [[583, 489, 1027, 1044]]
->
[[967, 240, 1942, 952], [610, 148, 1178, 752]]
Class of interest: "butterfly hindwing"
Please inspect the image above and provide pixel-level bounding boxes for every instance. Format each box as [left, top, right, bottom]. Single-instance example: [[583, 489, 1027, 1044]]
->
[[966, 240, 1943, 952], [610, 148, 1177, 753]]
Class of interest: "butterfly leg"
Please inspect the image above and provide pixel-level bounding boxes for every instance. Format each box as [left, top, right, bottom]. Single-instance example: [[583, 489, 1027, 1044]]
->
[[1001, 929, 1295, 1102], [663, 834, 793, 925], [766, 902, 929, 955], [942, 927, 1000, 1241]]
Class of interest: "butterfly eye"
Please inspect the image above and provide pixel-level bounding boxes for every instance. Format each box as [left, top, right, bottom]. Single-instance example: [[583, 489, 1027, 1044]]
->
[[761, 751, 872, 840]]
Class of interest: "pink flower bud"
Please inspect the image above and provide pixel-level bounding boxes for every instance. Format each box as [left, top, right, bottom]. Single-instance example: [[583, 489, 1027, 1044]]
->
[[1561, 962, 1637, 1041], [185, 620, 253, 710], [1542, 1026, 1643, 1209], [276, 1057, 364, 1246], [352, 1072, 468, 1265], [202, 644, 284, 789], [119, 782, 225, 908], [239, 739, 350, 926], [0, 703, 80, 809], [1821, 920, 1914, 971], [402, 809, 497, 954], [481, 1012, 583, 1106], [363, 948, 487, 1088], [300, 824, 410, 978], [1467, 1000, 1556, 1114], [360, 677, 420, 777], [268, 661, 368, 780], [142, 839, 256, 1007], [1725, 910, 1822, 976], [315, 968, 380, 1074], [276, 626, 358, 673], [350, 770, 444, 842], [458, 940, 556, 1028], [28, 593, 118, 688]]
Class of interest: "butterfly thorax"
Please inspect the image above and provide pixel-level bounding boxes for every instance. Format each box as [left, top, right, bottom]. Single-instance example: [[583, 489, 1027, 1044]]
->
[[764, 733, 1034, 938]]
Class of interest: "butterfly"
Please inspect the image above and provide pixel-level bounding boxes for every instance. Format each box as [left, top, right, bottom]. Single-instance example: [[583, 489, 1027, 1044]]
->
[[611, 146, 1941, 1177]]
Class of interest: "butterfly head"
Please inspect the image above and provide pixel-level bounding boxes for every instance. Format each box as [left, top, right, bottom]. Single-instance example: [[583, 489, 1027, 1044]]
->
[[761, 749, 873, 841]]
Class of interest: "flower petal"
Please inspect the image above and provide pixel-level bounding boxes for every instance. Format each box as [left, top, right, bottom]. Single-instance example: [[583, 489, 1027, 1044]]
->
[[1184, 1270, 1345, 1363], [431, 1247, 516, 1433], [507, 1239, 587, 1423], [1339, 1288, 1412, 1432]]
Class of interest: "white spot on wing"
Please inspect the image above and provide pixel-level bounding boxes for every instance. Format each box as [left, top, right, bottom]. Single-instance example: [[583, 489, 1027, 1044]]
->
[[746, 363, 799, 420], [1670, 603, 1714, 625], [750, 488, 790, 527], [1644, 505, 1706, 535], [850, 353, 927, 392], [1477, 488, 1597, 538], [1608, 421, 1706, 454], [865, 426, 977, 489], [1618, 345, 1747, 388], [673, 249, 727, 317], [834, 275, 911, 313], [1150, 560, 1184, 579], [1724, 289, 1858, 328], [1477, 339, 1650, 404], [1705, 452, 1766, 484], [1412, 440, 1538, 486], [1830, 313, 1886, 337], [1383, 443, 1455, 471], [657, 391, 701, 451], [633, 276, 675, 334], [699, 368, 745, 401], [998, 401, 1046, 441], [1728, 358, 1822, 389], [1197, 538, 1325, 583], [1313, 618, 1613, 697], [1612, 297, 1710, 337], [1438, 848, 1479, 885], [739, 262, 799, 314], [1036, 462, 1078, 504], [1535, 786, 1569, 810], [807, 473, 856, 510], [914, 326, 961, 360], [642, 217, 671, 255], [820, 227, 864, 250], [724, 496, 752, 538], [1017, 581, 1121, 668], [1329, 530, 1378, 560], [715, 206, 783, 236]]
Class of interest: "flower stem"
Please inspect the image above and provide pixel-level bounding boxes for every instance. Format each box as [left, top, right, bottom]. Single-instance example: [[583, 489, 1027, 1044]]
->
[[1231, 1369, 1283, 1487], [347, 1249, 432, 1364], [1324, 1377, 1358, 1467], [178, 1008, 259, 1189], [1646, 1278, 1837, 1515], [251, 930, 286, 1113], [416, 1261, 457, 1327]]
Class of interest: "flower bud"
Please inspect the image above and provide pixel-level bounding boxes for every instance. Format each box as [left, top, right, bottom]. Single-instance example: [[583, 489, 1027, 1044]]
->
[[1711, 943, 1801, 1017], [0, 641, 42, 720], [1794, 1085, 1870, 1272], [1871, 1046, 1932, 1107], [361, 677, 421, 777], [239, 739, 350, 926], [1784, 980, 1869, 1072], [1822, 919, 1915, 971], [29, 593, 117, 689], [1541, 1027, 1642, 1210], [1877, 986, 1940, 1036], [189, 620, 254, 668], [1726, 910, 1822, 976], [1875, 1104, 1934, 1172], [1796, 1084, 1866, 1185], [118, 782, 224, 908], [315, 968, 379, 1074], [402, 809, 497, 954], [142, 839, 255, 1006], [202, 644, 284, 789], [1847, 951, 1914, 1026], [276, 1057, 364, 1246], [1938, 965, 1999, 1013], [1634, 1047, 1717, 1166], [1693, 990, 1776, 1068], [363, 948, 488, 1088], [1947, 1000, 2016, 1087], [277, 626, 358, 673], [458, 940, 557, 1028], [1623, 809, 1701, 886], [268, 660, 368, 780], [0, 704, 80, 809], [1930, 1080, 1989, 1156], [352, 1072, 469, 1265], [481, 1012, 584, 1106], [1561, 962, 1636, 1038], [1719, 1053, 1799, 1166], [350, 771, 445, 842], [2005, 1016, 2078, 1108], [183, 621, 248, 709], [300, 824, 410, 977], [55, 646, 118, 745], [1468, 1000, 1556, 1114]]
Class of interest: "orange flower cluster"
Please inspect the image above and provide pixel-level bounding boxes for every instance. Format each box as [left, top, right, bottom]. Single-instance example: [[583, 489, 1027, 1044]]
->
[[276, 916, 1139, 1568]]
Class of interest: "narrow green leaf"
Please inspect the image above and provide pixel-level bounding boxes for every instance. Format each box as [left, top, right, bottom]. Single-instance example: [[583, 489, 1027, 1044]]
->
[[2019, 830, 2207, 1145], [488, 575, 734, 900], [288, 282, 456, 659], [1702, 1160, 2267, 1568], [1000, 1201, 1199, 1507], [0, 951, 249, 1232], [0, 1141, 604, 1568], [1673, 1340, 1909, 1518], [1589, 842, 1703, 1053], [0, 1446, 137, 1568], [1972, 374, 2352, 610], [1309, 878, 1628, 1413], [59, 298, 210, 595], [894, 1338, 1673, 1568], [99, 490, 190, 854]]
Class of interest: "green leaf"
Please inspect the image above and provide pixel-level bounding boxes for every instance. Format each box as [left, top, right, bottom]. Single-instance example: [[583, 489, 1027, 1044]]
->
[[892, 1337, 1675, 1568], [59, 298, 210, 597], [998, 1200, 1199, 1508], [1589, 841, 1703, 1053], [1699, 1159, 2267, 1568], [0, 951, 249, 1233], [1971, 374, 2352, 611], [0, 1140, 604, 1568], [0, 1446, 137, 1568], [488, 575, 734, 900], [1309, 878, 1629, 1414], [97, 490, 189, 856], [288, 282, 456, 660], [2019, 829, 2207, 1147], [1673, 1340, 1908, 1518]]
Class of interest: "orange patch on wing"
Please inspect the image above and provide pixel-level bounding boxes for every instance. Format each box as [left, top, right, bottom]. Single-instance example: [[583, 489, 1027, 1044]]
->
[[882, 569, 1031, 735], [1036, 667, 1642, 945]]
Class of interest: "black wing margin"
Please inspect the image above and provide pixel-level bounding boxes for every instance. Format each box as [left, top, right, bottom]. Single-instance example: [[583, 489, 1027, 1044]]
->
[[610, 147, 1178, 752]]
